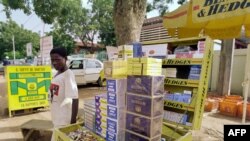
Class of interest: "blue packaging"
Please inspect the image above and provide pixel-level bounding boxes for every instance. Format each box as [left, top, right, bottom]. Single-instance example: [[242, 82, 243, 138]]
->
[[126, 93, 164, 117], [182, 94, 191, 104], [107, 105, 125, 120], [107, 79, 117, 92], [164, 94, 174, 101], [106, 130, 125, 141], [107, 91, 125, 107], [126, 112, 162, 137], [106, 79, 127, 94], [127, 75, 165, 96], [133, 42, 143, 57], [107, 118, 118, 133], [106, 131, 117, 141], [95, 94, 107, 103]]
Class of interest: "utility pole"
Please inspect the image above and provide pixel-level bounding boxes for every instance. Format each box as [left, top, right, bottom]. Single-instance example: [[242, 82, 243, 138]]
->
[[12, 35, 16, 64]]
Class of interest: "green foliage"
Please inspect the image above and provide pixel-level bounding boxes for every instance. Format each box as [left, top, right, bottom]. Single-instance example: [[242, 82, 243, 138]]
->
[[149, 0, 173, 16], [46, 27, 75, 55], [33, 0, 63, 24], [178, 0, 186, 5], [89, 0, 116, 46], [0, 20, 40, 60], [1, 0, 183, 47]]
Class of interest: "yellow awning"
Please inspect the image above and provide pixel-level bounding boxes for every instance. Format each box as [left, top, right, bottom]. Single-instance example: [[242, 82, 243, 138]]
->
[[163, 0, 250, 39]]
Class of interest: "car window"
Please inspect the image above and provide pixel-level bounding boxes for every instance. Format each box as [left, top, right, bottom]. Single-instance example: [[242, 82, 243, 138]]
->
[[86, 60, 101, 68], [95, 61, 101, 68], [70, 60, 83, 69]]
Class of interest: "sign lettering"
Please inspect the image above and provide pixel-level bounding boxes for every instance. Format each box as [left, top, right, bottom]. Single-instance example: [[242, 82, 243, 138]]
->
[[197, 0, 250, 17], [164, 101, 183, 109], [166, 59, 191, 65], [165, 79, 188, 86]]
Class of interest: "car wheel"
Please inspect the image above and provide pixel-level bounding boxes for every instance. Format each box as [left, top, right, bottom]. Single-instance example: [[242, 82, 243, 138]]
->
[[97, 77, 103, 87]]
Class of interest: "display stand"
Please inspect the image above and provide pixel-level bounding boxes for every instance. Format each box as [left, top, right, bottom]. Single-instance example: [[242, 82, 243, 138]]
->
[[143, 37, 214, 140]]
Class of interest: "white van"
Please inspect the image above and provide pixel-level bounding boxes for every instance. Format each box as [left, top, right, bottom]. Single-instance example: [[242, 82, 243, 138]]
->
[[68, 58, 104, 86]]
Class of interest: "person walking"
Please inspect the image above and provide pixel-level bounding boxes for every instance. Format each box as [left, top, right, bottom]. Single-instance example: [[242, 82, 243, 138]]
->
[[49, 47, 79, 140]]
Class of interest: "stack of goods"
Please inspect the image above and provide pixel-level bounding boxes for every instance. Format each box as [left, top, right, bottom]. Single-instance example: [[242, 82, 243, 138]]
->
[[132, 42, 143, 58], [125, 75, 165, 140], [164, 90, 192, 104], [197, 41, 205, 54], [163, 111, 188, 125], [188, 65, 201, 80], [84, 99, 96, 132], [95, 95, 108, 138], [127, 58, 162, 76], [106, 79, 127, 141], [118, 45, 133, 60], [104, 60, 127, 79]]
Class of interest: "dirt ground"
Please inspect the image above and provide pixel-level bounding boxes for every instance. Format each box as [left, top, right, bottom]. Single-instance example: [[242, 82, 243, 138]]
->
[[0, 75, 249, 141]]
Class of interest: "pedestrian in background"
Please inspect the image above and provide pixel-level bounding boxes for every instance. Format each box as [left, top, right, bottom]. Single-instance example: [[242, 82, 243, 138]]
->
[[3, 56, 10, 66], [49, 47, 79, 140]]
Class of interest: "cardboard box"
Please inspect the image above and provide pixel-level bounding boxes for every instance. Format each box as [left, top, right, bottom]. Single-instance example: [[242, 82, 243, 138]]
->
[[127, 58, 140, 63], [104, 61, 128, 78], [107, 105, 125, 120], [125, 130, 162, 141], [96, 119, 107, 128], [127, 75, 165, 96], [126, 93, 164, 117], [107, 91, 126, 107], [106, 79, 127, 93], [106, 130, 125, 141], [96, 127, 107, 138], [126, 112, 163, 138], [95, 94, 108, 104], [85, 121, 95, 131], [140, 58, 162, 64], [142, 70, 162, 76], [118, 45, 133, 60], [107, 117, 125, 134], [84, 105, 96, 113], [96, 112, 107, 120]]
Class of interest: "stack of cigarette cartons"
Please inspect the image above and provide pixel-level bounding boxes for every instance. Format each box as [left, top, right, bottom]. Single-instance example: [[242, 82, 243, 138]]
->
[[83, 99, 96, 132], [106, 79, 127, 141], [125, 75, 165, 141], [104, 60, 127, 79], [127, 58, 162, 76], [95, 94, 108, 138], [118, 45, 133, 60]]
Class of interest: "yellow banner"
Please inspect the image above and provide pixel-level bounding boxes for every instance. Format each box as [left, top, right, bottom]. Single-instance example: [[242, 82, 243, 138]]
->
[[193, 0, 250, 22]]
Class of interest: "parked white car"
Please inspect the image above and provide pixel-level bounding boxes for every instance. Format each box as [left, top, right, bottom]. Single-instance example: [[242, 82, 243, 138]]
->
[[68, 58, 104, 86]]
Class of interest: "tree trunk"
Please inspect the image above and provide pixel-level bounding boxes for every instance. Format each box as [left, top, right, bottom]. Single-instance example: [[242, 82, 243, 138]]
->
[[113, 0, 147, 45]]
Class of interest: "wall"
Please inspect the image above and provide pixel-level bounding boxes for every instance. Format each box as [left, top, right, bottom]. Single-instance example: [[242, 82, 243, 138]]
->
[[210, 49, 248, 96]]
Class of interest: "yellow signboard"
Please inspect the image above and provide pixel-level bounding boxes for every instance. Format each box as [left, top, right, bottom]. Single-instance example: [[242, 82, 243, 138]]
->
[[5, 66, 51, 117]]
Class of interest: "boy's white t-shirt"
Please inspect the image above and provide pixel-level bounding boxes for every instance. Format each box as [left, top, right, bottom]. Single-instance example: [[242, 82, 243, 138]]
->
[[49, 69, 78, 128]]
